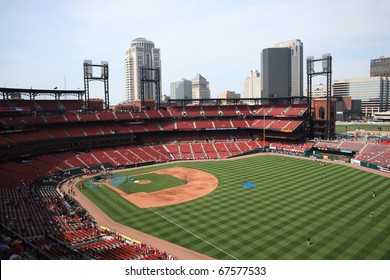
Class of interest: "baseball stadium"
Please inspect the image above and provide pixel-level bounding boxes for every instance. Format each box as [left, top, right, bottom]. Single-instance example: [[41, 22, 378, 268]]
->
[[0, 87, 389, 260]]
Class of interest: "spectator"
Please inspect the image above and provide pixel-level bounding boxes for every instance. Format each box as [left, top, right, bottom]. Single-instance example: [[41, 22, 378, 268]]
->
[[0, 236, 12, 260], [5, 239, 23, 260], [9, 245, 23, 260]]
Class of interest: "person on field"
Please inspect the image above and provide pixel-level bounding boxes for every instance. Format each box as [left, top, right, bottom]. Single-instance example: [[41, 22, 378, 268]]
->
[[307, 234, 311, 246]]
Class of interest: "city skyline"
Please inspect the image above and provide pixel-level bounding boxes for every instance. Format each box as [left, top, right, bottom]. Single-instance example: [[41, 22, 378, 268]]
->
[[0, 0, 389, 105]]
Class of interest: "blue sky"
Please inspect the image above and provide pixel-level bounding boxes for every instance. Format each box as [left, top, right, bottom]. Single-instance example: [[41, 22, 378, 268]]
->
[[0, 0, 389, 104]]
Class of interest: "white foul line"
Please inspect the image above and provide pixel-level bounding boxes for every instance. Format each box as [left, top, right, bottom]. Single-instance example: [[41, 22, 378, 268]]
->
[[148, 207, 238, 260]]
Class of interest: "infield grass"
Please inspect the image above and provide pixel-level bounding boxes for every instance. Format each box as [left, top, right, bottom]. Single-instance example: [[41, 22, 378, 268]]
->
[[78, 154, 390, 260], [117, 173, 185, 194]]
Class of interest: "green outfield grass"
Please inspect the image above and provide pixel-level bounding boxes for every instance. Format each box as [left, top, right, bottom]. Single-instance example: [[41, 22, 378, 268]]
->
[[77, 155, 390, 260], [117, 173, 185, 194], [336, 123, 390, 134]]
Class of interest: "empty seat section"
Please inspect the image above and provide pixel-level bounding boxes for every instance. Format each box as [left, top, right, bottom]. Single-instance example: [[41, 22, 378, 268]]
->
[[108, 123, 132, 133], [247, 140, 262, 149], [230, 119, 248, 129], [151, 145, 171, 159], [268, 105, 289, 117], [97, 112, 116, 121], [116, 148, 143, 164], [281, 120, 302, 132], [115, 112, 132, 120], [64, 113, 80, 122], [184, 106, 201, 117], [79, 114, 98, 122], [36, 154, 69, 171], [77, 153, 101, 166], [224, 142, 240, 154], [143, 122, 160, 132], [60, 100, 84, 111], [338, 141, 366, 152], [23, 116, 46, 125], [91, 150, 117, 166], [158, 110, 172, 118], [213, 120, 233, 129], [128, 124, 146, 133], [65, 124, 86, 137], [202, 143, 218, 158], [35, 100, 61, 111], [104, 148, 131, 165], [46, 115, 67, 124], [213, 142, 230, 158], [235, 141, 251, 152], [46, 126, 70, 139], [5, 132, 33, 143], [11, 100, 35, 110], [179, 143, 193, 159], [202, 106, 220, 117], [250, 119, 274, 129], [190, 143, 206, 159], [236, 105, 251, 115], [159, 120, 176, 131], [219, 105, 238, 117], [269, 120, 289, 131], [167, 107, 183, 117], [83, 123, 103, 136], [56, 152, 85, 168], [97, 123, 113, 135], [164, 144, 180, 159], [0, 134, 13, 145], [285, 105, 308, 117], [176, 121, 195, 130], [194, 120, 213, 129], [144, 110, 163, 119], [27, 129, 53, 141], [129, 146, 154, 162], [141, 146, 170, 161], [131, 112, 148, 119]]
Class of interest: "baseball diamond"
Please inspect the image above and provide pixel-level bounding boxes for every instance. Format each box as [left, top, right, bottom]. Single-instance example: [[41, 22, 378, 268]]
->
[[75, 154, 390, 260]]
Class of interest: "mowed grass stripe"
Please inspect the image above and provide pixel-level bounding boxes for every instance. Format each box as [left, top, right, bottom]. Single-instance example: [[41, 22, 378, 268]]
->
[[78, 154, 390, 259], [177, 155, 390, 258]]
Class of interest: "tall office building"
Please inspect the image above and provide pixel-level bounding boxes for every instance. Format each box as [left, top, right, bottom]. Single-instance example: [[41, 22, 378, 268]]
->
[[274, 39, 303, 97], [333, 76, 390, 115], [370, 56, 390, 77], [124, 37, 161, 102], [243, 70, 261, 99], [170, 78, 192, 99], [192, 74, 210, 100], [261, 48, 291, 99]]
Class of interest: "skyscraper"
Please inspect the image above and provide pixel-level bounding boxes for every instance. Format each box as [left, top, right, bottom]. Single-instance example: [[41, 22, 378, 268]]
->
[[170, 78, 192, 99], [124, 37, 161, 102], [261, 48, 291, 99], [243, 70, 261, 99], [333, 76, 390, 114], [192, 74, 210, 100], [370, 56, 390, 77], [274, 39, 303, 97]]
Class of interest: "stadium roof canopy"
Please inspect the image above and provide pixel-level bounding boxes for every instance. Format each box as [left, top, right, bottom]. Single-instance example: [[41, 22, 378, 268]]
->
[[0, 87, 85, 100]]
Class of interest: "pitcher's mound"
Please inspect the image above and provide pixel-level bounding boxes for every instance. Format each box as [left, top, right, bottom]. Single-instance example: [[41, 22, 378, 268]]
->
[[137, 180, 152, 185]]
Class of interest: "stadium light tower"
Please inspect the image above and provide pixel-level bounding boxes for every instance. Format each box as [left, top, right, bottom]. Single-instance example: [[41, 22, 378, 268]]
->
[[83, 60, 110, 111], [307, 54, 332, 139]]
